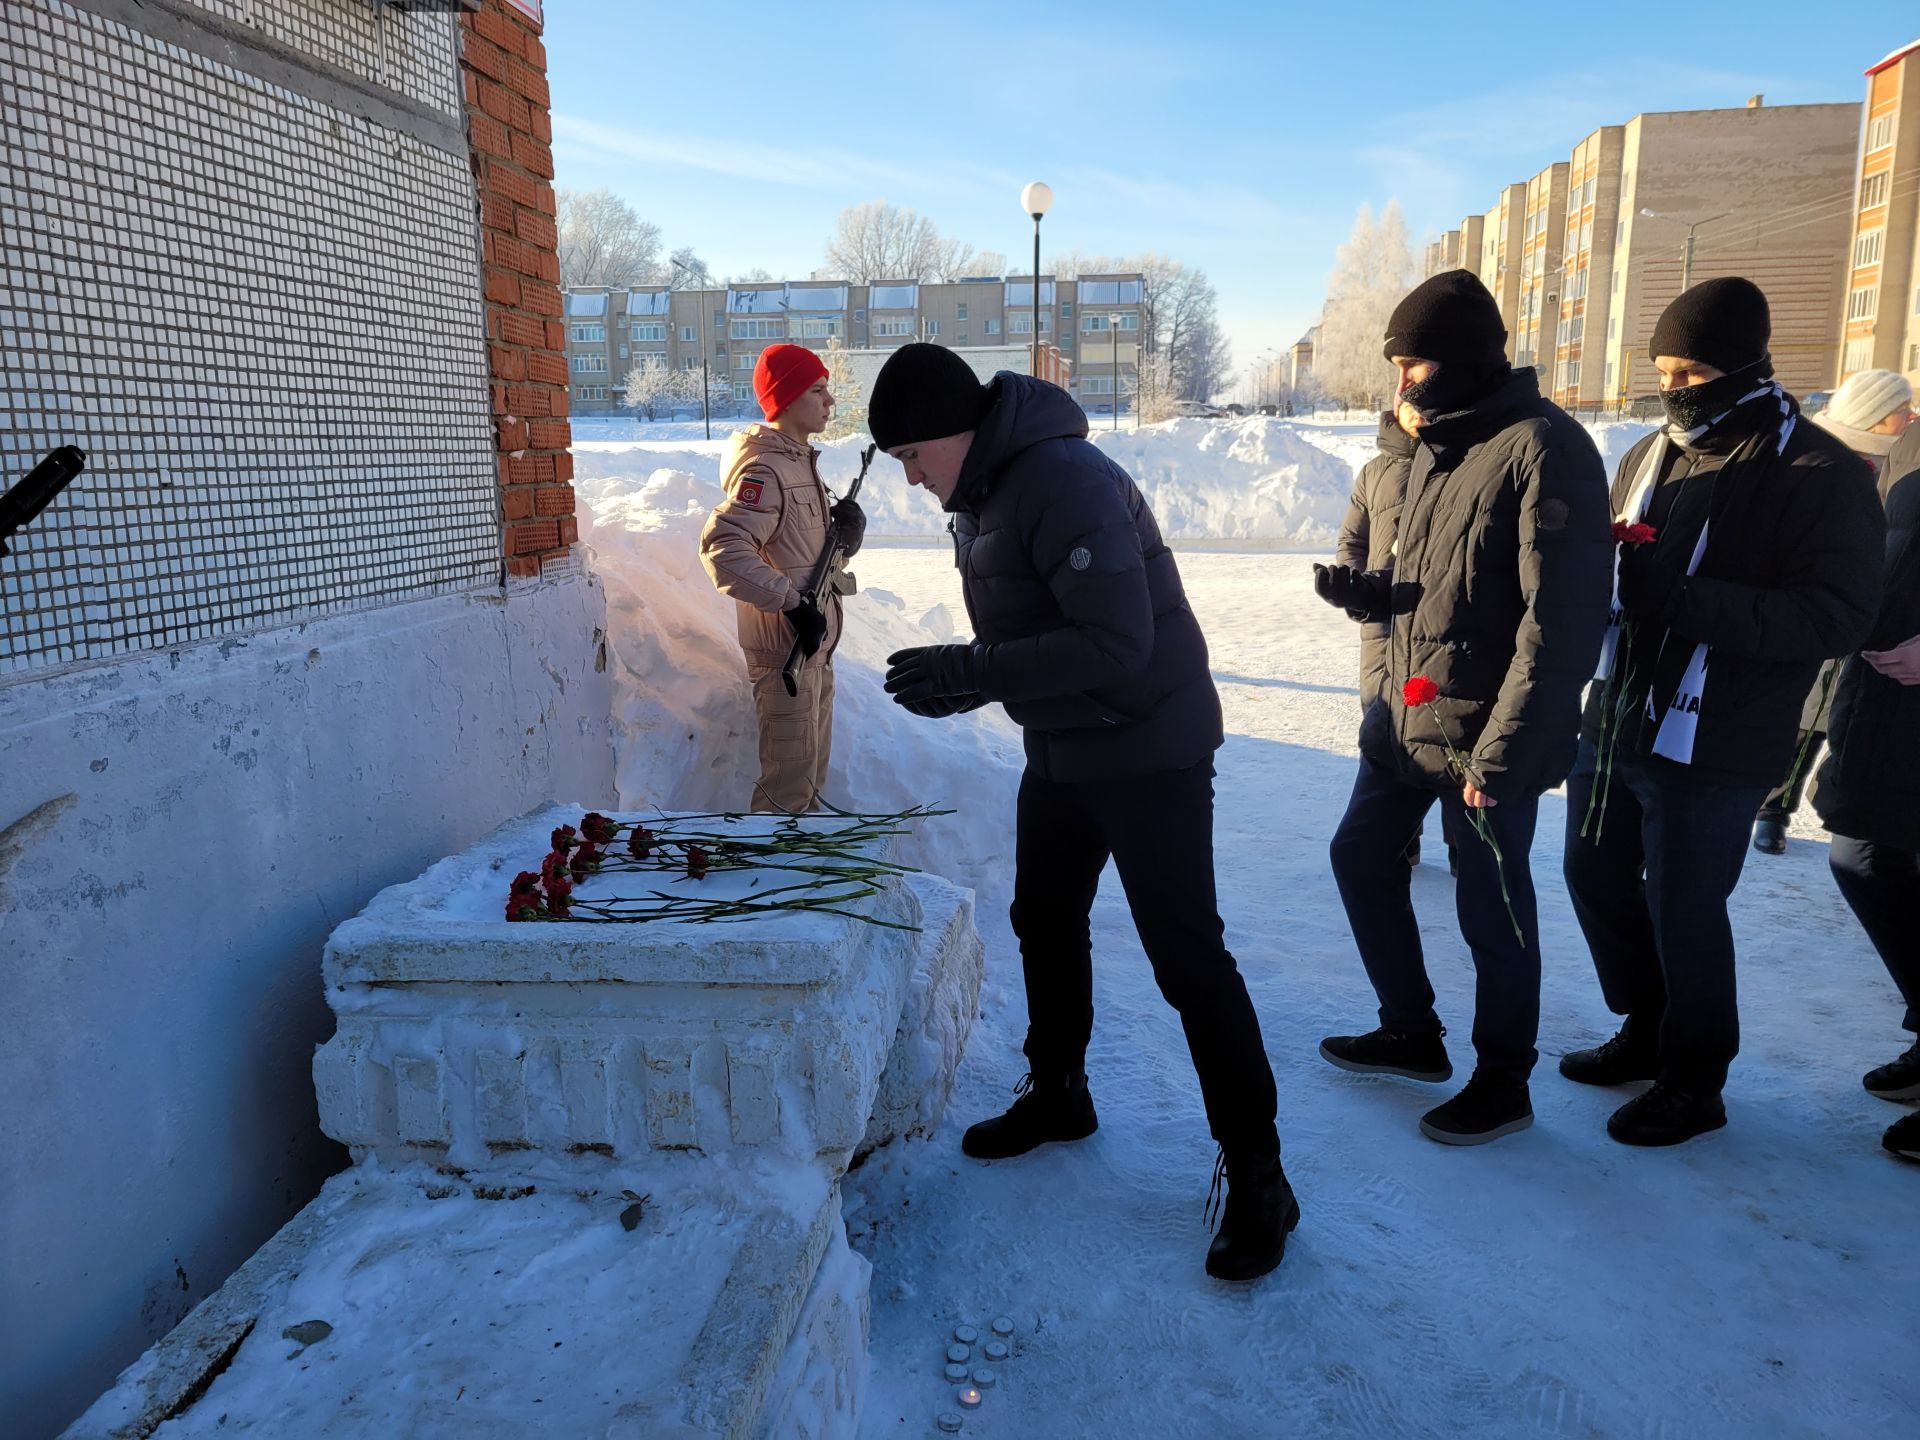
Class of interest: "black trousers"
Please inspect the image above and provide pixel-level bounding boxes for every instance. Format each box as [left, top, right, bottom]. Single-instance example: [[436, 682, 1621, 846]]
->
[[1011, 760, 1280, 1160], [1563, 741, 1770, 1094], [1829, 835, 1920, 1036], [1328, 755, 1543, 1084]]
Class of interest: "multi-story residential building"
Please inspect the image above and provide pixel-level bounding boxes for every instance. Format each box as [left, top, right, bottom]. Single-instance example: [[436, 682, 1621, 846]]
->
[[1423, 230, 1464, 277], [1589, 100, 1858, 401], [1476, 184, 1528, 353], [1552, 125, 1628, 407], [1514, 161, 1570, 376], [1837, 40, 1920, 381], [562, 272, 1145, 416], [1288, 327, 1316, 392]]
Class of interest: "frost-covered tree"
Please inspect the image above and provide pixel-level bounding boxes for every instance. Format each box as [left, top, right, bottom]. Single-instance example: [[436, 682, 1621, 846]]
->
[[1313, 202, 1416, 412], [556, 189, 663, 290], [667, 247, 713, 289], [819, 339, 867, 440], [621, 360, 679, 420], [820, 202, 1001, 283]]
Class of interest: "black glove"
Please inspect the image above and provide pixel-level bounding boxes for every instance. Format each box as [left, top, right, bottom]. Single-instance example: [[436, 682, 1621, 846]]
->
[[884, 645, 979, 706], [830, 497, 867, 558], [1312, 563, 1387, 621], [787, 595, 829, 657], [1617, 546, 1682, 625], [900, 693, 982, 719]]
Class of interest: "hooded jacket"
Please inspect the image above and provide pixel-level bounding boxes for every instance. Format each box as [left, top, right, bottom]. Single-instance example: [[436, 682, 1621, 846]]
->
[[1816, 428, 1920, 849], [1355, 368, 1614, 799], [945, 373, 1223, 782], [1337, 412, 1417, 708], [699, 424, 844, 666]]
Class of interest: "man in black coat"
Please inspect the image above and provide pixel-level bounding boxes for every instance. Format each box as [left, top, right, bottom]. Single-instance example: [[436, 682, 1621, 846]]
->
[[1814, 424, 1920, 1163], [868, 343, 1296, 1283], [1560, 278, 1887, 1146], [1312, 270, 1614, 1146]]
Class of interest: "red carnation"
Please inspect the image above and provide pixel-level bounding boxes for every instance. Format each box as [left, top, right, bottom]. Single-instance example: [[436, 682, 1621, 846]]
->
[[550, 824, 578, 854], [569, 841, 602, 882], [580, 812, 618, 845], [510, 869, 542, 894], [545, 869, 573, 914], [541, 850, 570, 889], [1402, 676, 1440, 708], [685, 844, 710, 880], [1611, 521, 1657, 546], [506, 871, 546, 921], [627, 825, 655, 860]]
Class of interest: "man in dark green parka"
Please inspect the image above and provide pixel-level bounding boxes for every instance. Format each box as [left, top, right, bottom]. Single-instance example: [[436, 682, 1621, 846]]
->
[[1312, 269, 1614, 1146]]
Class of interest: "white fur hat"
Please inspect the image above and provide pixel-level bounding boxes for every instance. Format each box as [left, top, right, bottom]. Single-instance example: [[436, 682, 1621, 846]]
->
[[1826, 368, 1913, 430]]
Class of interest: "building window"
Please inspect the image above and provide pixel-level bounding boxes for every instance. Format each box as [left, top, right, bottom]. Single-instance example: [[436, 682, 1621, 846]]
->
[[1861, 171, 1891, 208], [1566, 360, 1581, 388], [1082, 313, 1138, 332], [1009, 314, 1052, 334], [1866, 113, 1895, 153], [1848, 285, 1879, 322], [985, 318, 1001, 336], [578, 385, 608, 402], [957, 333, 970, 345], [735, 353, 757, 370], [926, 319, 939, 338], [1913, 285, 1920, 315], [729, 319, 784, 339], [570, 323, 605, 342], [874, 319, 915, 337], [733, 382, 757, 402], [1608, 315, 1617, 340], [632, 322, 667, 341], [957, 303, 969, 321], [681, 325, 696, 343], [1060, 303, 1074, 320], [716, 311, 726, 329], [1855, 228, 1885, 267], [797, 317, 843, 339], [571, 353, 608, 374], [1604, 360, 1614, 393], [1843, 336, 1876, 374]]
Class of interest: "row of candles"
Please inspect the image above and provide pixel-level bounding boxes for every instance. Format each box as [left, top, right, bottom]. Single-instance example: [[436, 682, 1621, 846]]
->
[[935, 1316, 1016, 1432]]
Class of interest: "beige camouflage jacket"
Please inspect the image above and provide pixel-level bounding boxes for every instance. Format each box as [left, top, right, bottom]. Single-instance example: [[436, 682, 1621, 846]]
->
[[699, 424, 846, 666]]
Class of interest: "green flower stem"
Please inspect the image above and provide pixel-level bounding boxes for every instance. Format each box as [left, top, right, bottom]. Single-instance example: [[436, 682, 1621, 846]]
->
[[1421, 702, 1529, 949]]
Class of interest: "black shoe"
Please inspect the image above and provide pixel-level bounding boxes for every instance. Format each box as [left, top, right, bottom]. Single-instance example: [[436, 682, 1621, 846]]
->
[[1203, 1149, 1301, 1282], [1418, 1074, 1534, 1146], [960, 1071, 1099, 1160], [1863, 1038, 1920, 1101], [1751, 813, 1787, 856], [1884, 1111, 1920, 1163], [1606, 1082, 1726, 1147], [1319, 1026, 1452, 1082], [1558, 1025, 1660, 1087]]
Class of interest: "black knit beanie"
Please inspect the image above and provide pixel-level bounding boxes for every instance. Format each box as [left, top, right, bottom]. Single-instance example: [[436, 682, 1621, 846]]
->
[[1648, 277, 1771, 373], [1381, 269, 1507, 367], [868, 343, 988, 450]]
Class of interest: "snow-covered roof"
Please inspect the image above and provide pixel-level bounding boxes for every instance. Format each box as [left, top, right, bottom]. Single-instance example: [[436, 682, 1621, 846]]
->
[[566, 291, 608, 317], [868, 284, 918, 310], [1866, 38, 1920, 75], [1005, 281, 1056, 306], [786, 284, 848, 312], [624, 290, 670, 316], [1076, 279, 1143, 306], [729, 288, 786, 314]]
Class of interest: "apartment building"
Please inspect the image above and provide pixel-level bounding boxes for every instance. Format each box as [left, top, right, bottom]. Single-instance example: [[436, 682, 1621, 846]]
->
[[1288, 327, 1316, 391], [1837, 40, 1920, 380], [1514, 162, 1571, 375], [563, 272, 1145, 416], [1552, 126, 1628, 407], [1476, 184, 1528, 353], [1423, 230, 1464, 277]]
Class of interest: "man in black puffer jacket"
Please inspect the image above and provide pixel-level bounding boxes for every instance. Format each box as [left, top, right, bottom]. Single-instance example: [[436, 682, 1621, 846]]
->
[[868, 343, 1295, 1284], [1311, 269, 1614, 1147], [1336, 405, 1420, 710], [1560, 278, 1886, 1147], [1814, 424, 1920, 1163]]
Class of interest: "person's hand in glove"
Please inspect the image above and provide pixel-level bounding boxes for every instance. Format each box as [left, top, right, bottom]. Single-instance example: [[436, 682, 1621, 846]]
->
[[1311, 563, 1388, 621], [1616, 544, 1683, 625], [899, 694, 984, 719], [884, 645, 980, 706], [829, 496, 867, 558], [786, 594, 829, 657]]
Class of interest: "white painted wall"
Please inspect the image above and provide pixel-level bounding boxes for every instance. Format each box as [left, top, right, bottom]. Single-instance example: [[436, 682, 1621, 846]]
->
[[0, 573, 614, 1435]]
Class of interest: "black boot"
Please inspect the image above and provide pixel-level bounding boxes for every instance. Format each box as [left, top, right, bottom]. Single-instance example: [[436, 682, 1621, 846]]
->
[[1418, 1074, 1533, 1146], [1319, 1025, 1452, 1082], [961, 1071, 1098, 1160], [1606, 1081, 1726, 1146], [1203, 1148, 1300, 1282], [1558, 1020, 1660, 1086], [1884, 1110, 1920, 1163], [1863, 1038, 1920, 1101], [1751, 810, 1787, 856]]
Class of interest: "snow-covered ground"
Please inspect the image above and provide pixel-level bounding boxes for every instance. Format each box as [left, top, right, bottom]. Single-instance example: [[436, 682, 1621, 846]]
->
[[573, 417, 1917, 1437]]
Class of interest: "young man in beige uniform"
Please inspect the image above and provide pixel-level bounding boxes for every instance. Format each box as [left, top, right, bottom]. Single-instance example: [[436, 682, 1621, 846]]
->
[[699, 343, 864, 812]]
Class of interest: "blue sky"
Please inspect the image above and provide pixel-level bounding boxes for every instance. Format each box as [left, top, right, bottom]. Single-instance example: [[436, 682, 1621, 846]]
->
[[546, 2, 1916, 379]]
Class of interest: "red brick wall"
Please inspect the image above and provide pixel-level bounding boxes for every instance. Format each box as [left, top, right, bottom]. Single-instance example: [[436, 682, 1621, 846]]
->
[[460, 0, 575, 578]]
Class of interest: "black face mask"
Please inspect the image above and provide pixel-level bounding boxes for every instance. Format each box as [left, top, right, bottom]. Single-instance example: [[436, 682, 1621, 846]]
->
[[1660, 360, 1771, 432], [1399, 360, 1509, 422]]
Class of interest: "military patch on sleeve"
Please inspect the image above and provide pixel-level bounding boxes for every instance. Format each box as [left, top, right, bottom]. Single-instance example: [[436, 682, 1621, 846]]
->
[[737, 478, 764, 507], [1070, 546, 1092, 571]]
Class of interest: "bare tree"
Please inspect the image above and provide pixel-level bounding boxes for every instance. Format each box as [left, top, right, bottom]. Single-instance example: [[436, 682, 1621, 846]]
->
[[666, 246, 713, 289], [727, 267, 773, 284], [822, 201, 943, 282], [1314, 201, 1416, 412], [556, 188, 663, 290]]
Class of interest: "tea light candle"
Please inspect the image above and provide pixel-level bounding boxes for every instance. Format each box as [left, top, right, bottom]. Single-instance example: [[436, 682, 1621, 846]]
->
[[990, 1316, 1015, 1338], [936, 1413, 963, 1434], [956, 1386, 984, 1410], [945, 1343, 971, 1364], [982, 1340, 1011, 1364], [944, 1362, 970, 1383], [971, 1367, 997, 1389], [952, 1324, 979, 1346]]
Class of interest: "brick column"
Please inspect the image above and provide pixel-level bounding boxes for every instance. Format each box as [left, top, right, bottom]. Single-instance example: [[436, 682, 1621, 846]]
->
[[459, 0, 575, 579]]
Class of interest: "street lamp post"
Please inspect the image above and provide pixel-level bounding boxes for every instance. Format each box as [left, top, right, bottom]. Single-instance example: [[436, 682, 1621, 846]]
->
[[1639, 207, 1731, 296], [673, 257, 711, 440], [1020, 181, 1052, 379], [1111, 313, 1123, 431]]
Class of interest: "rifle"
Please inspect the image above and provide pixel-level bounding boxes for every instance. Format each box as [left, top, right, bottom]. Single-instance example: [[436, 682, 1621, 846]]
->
[[1, 446, 87, 558], [781, 442, 875, 697]]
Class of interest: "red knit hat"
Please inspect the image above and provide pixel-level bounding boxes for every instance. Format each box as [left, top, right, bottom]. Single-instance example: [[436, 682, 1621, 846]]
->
[[753, 343, 830, 420]]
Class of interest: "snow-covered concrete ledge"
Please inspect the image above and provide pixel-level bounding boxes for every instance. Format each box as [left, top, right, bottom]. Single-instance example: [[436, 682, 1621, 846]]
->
[[68, 806, 982, 1437]]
